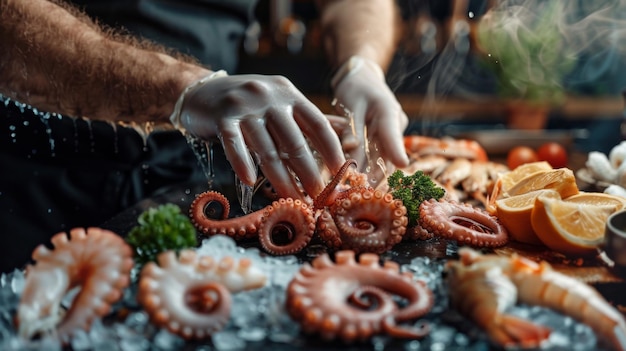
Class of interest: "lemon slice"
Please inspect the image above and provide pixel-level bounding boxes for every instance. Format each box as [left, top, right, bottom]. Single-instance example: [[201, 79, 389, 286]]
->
[[499, 161, 553, 193], [531, 192, 620, 256], [506, 168, 579, 199], [496, 189, 561, 245], [564, 192, 626, 210]]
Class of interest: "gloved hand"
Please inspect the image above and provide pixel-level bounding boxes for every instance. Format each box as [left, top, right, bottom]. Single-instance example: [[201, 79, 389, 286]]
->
[[170, 71, 346, 200], [331, 56, 410, 173]]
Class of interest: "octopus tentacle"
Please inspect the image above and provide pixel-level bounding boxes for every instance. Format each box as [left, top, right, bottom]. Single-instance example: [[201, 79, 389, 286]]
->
[[258, 198, 316, 255], [418, 199, 508, 247], [285, 250, 433, 343], [17, 227, 134, 341], [406, 225, 435, 241], [316, 209, 342, 250], [190, 190, 265, 240], [382, 316, 430, 339], [313, 159, 358, 210], [318, 188, 408, 254], [137, 249, 267, 339], [347, 285, 393, 310]]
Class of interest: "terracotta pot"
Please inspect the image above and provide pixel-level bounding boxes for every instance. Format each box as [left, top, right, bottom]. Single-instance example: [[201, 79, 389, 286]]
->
[[505, 102, 550, 130]]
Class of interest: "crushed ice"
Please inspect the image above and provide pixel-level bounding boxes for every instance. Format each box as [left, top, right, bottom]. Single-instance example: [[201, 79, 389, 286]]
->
[[0, 235, 608, 350]]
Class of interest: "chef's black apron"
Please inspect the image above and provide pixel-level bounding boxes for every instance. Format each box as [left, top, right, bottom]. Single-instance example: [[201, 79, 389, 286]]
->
[[0, 0, 258, 273]]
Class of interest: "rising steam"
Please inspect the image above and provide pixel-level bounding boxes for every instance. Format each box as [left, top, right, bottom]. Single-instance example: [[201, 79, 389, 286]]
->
[[394, 0, 626, 118]]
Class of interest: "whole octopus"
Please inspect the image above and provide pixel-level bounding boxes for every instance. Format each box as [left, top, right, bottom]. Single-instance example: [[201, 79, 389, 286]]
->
[[190, 157, 509, 255], [137, 248, 267, 340], [190, 159, 410, 255], [285, 250, 434, 343]]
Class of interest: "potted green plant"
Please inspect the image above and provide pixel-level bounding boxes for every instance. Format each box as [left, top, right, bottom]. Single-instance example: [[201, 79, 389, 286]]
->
[[476, 2, 576, 129]]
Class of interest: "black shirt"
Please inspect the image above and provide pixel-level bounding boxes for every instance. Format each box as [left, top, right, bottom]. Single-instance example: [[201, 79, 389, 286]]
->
[[69, 0, 259, 72]]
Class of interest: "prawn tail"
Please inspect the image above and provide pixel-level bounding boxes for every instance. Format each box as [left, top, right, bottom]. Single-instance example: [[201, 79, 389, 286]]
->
[[487, 314, 551, 349]]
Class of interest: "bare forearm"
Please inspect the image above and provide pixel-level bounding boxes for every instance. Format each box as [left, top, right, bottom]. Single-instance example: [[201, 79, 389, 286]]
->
[[317, 0, 401, 70], [0, 0, 211, 123]]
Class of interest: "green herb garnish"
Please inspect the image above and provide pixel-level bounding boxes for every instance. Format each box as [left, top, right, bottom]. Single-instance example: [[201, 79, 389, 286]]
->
[[126, 203, 197, 266], [387, 170, 445, 227]]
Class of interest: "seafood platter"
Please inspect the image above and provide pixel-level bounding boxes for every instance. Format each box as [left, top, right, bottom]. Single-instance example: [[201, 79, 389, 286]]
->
[[4, 135, 626, 351]]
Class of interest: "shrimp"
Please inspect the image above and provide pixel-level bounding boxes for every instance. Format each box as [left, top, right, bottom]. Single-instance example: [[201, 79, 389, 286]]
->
[[437, 158, 472, 192], [403, 155, 450, 175], [446, 248, 626, 350], [461, 161, 489, 204], [404, 136, 488, 162], [16, 227, 134, 342], [462, 161, 507, 207]]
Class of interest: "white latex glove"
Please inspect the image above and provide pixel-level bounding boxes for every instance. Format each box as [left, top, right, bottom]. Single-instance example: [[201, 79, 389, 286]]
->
[[331, 56, 410, 172], [171, 71, 346, 200]]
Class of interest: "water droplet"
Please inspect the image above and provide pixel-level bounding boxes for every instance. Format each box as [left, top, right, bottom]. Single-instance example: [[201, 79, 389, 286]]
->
[[185, 134, 215, 183], [83, 119, 96, 152], [236, 176, 254, 214], [207, 141, 215, 178], [8, 125, 15, 131]]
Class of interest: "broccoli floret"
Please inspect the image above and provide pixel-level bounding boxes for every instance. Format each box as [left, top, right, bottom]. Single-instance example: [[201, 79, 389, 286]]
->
[[387, 169, 445, 227], [126, 203, 197, 266]]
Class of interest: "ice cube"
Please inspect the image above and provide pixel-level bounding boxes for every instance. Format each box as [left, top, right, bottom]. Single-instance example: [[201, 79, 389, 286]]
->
[[152, 329, 184, 350], [212, 330, 246, 350]]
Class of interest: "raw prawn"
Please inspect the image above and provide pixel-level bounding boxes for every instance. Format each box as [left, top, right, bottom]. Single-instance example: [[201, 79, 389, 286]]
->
[[16, 227, 134, 341], [437, 157, 472, 192], [461, 161, 490, 205], [446, 247, 626, 350], [404, 135, 488, 162], [461, 161, 507, 207]]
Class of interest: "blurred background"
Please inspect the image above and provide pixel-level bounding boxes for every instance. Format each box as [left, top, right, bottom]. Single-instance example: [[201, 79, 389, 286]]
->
[[237, 0, 626, 156]]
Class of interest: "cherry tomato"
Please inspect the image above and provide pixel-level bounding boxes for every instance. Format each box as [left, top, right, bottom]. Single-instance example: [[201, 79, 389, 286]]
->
[[537, 142, 568, 168], [507, 146, 539, 170]]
